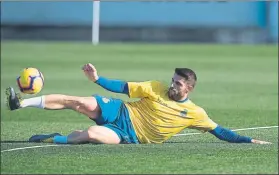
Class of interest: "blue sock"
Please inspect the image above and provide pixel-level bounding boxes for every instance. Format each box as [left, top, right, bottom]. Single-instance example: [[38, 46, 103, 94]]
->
[[53, 136, 68, 144]]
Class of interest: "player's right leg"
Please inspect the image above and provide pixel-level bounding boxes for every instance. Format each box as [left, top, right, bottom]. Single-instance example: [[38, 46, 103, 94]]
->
[[5, 87, 100, 120], [29, 125, 121, 144]]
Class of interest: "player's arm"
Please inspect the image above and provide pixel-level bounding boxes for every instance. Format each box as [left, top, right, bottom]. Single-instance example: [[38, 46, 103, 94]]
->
[[209, 125, 271, 144], [190, 108, 271, 144], [94, 77, 158, 98], [95, 76, 129, 95], [82, 63, 159, 98], [82, 63, 129, 95]]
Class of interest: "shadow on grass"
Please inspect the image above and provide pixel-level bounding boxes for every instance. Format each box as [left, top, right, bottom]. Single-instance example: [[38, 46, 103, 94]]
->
[[1, 140, 29, 143]]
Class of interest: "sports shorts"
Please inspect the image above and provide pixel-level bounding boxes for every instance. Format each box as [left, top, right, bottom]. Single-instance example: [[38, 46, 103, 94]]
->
[[92, 94, 139, 144]]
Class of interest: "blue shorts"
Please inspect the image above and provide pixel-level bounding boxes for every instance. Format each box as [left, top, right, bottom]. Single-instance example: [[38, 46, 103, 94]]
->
[[92, 95, 139, 144]]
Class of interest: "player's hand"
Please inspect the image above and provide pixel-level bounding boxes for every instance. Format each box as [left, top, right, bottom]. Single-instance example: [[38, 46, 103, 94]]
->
[[251, 139, 272, 144], [82, 63, 99, 82]]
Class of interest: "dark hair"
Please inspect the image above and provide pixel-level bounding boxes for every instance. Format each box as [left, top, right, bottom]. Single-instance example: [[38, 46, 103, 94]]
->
[[175, 68, 197, 87]]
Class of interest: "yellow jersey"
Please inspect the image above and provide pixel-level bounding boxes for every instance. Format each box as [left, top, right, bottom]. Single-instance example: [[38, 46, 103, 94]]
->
[[124, 80, 217, 144]]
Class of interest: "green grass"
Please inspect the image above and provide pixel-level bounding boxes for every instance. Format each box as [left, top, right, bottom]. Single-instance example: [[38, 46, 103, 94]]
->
[[1, 41, 278, 174]]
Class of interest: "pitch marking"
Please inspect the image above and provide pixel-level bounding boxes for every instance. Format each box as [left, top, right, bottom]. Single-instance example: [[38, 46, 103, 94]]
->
[[1, 145, 65, 153], [1, 126, 277, 152], [174, 125, 278, 136]]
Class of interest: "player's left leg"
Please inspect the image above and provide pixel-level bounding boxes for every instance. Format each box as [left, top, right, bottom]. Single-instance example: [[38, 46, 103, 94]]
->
[[6, 87, 100, 120], [29, 125, 121, 144]]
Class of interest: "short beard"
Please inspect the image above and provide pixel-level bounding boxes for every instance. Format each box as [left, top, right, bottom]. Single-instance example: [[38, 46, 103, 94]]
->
[[168, 88, 182, 101]]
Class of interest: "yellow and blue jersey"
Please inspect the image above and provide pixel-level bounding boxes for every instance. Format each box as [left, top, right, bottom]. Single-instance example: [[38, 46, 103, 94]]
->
[[95, 76, 252, 144], [125, 80, 217, 144]]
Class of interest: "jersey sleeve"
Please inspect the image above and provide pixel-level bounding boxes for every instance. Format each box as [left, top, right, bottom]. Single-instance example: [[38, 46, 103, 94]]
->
[[127, 81, 162, 98], [189, 108, 218, 132]]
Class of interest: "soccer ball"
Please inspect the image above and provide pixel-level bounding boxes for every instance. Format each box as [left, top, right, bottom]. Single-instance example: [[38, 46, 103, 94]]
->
[[17, 68, 44, 94]]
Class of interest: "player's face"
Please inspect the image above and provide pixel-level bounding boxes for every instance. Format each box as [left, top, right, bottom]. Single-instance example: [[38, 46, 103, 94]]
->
[[168, 73, 189, 101]]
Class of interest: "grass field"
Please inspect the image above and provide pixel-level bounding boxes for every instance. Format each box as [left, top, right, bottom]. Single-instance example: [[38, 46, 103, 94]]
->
[[1, 41, 278, 174]]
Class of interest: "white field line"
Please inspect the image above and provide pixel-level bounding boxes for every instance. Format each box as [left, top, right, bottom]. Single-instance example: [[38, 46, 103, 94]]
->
[[1, 126, 278, 152], [1, 145, 64, 153]]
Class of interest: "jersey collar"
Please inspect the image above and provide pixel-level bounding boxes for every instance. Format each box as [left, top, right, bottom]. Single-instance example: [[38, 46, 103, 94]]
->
[[177, 98, 188, 103]]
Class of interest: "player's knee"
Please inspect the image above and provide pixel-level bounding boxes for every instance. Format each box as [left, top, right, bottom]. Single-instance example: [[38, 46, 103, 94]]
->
[[87, 126, 100, 142], [84, 97, 99, 111], [87, 126, 121, 144], [74, 97, 98, 111], [77, 97, 101, 119]]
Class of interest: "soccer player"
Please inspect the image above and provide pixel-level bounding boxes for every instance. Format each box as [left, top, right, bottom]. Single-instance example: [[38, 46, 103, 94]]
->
[[6, 63, 271, 144]]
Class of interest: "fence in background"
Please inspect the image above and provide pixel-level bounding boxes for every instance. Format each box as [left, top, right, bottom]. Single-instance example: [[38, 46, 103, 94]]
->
[[1, 1, 278, 43]]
